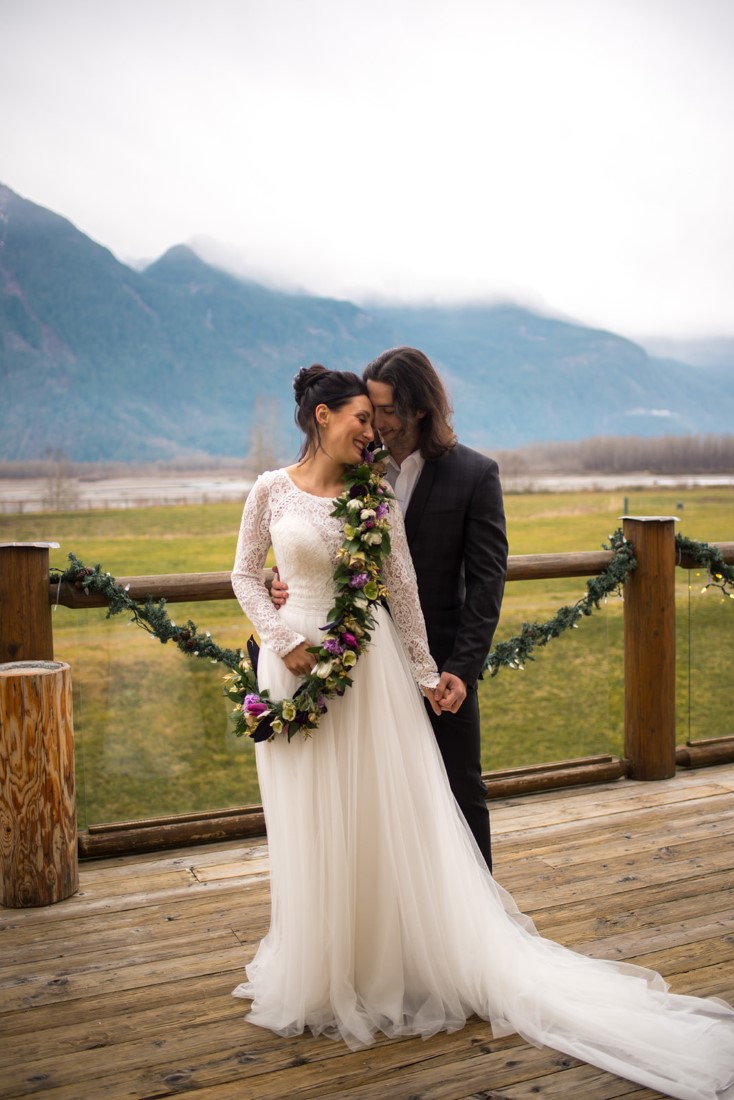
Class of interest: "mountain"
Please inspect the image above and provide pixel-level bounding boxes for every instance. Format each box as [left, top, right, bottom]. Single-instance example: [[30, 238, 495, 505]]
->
[[366, 304, 734, 448], [2, 182, 733, 461], [0, 184, 395, 461]]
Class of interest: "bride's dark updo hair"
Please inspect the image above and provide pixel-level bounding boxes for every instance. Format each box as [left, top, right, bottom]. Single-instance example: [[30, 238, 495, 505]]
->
[[293, 364, 369, 458]]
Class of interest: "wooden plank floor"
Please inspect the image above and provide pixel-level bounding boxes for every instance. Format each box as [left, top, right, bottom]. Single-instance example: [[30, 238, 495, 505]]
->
[[2, 764, 734, 1100]]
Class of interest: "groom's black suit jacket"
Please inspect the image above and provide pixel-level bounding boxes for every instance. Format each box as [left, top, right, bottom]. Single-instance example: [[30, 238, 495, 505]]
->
[[403, 443, 507, 686]]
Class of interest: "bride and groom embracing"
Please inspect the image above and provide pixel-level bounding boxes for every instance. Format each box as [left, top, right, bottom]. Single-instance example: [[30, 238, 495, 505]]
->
[[231, 348, 734, 1099]]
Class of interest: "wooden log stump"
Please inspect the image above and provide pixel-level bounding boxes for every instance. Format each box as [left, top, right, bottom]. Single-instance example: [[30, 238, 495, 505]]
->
[[0, 661, 78, 907]]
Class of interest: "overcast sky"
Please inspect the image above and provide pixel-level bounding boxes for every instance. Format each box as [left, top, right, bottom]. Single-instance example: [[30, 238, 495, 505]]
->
[[2, 0, 733, 339]]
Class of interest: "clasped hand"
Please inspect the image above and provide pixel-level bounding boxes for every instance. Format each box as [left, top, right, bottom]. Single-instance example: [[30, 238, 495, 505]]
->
[[426, 671, 467, 715]]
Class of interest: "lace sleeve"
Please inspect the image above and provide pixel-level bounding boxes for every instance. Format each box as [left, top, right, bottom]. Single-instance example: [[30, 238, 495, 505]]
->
[[382, 500, 440, 690], [231, 474, 306, 657]]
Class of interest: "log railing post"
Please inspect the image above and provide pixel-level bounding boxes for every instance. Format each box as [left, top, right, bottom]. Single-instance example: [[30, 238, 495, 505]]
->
[[0, 543, 58, 662], [623, 516, 678, 780]]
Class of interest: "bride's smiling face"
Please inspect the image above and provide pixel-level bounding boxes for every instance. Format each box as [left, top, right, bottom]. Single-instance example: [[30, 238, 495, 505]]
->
[[316, 395, 375, 464]]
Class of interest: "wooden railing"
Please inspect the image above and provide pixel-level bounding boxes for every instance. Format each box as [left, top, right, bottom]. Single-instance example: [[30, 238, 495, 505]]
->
[[1, 518, 734, 862]]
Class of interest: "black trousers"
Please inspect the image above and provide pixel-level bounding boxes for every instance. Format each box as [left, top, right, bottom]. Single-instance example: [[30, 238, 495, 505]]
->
[[424, 687, 492, 872]]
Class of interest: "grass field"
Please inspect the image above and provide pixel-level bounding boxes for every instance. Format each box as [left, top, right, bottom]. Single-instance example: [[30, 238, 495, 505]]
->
[[2, 486, 732, 827]]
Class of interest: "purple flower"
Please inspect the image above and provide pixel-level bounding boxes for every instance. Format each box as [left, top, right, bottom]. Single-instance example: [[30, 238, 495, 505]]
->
[[349, 572, 369, 588], [316, 695, 328, 711], [349, 482, 367, 499], [323, 637, 343, 655], [243, 694, 269, 717], [362, 447, 375, 464], [364, 519, 375, 529], [342, 631, 358, 648], [375, 502, 388, 519]]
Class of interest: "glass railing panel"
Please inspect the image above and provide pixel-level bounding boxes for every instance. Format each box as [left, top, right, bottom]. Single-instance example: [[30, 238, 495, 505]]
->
[[677, 569, 732, 744], [48, 544, 731, 826], [61, 576, 628, 825], [52, 600, 261, 828], [478, 577, 624, 771]]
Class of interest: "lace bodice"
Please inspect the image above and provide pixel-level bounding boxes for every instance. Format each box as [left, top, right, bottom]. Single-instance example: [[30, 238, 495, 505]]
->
[[231, 469, 439, 689]]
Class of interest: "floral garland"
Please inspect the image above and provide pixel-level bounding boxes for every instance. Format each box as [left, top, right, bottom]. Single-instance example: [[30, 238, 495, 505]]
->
[[224, 444, 393, 741]]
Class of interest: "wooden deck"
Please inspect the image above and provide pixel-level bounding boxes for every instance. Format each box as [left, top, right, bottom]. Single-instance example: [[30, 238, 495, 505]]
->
[[2, 764, 734, 1100]]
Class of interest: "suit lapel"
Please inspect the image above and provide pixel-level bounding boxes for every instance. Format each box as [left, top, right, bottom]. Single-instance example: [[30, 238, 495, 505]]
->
[[404, 460, 438, 546]]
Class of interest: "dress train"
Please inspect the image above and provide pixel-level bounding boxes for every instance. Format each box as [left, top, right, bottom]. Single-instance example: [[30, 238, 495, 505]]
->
[[232, 607, 734, 1100]]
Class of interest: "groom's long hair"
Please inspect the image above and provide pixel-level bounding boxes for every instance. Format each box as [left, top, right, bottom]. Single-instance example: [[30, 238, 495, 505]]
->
[[363, 347, 457, 461]]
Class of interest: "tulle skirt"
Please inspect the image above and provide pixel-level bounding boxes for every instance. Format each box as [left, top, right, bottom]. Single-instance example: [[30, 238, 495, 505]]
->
[[233, 602, 734, 1100]]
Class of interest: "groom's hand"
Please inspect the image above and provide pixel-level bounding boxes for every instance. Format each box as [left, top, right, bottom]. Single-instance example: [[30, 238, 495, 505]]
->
[[434, 672, 467, 714], [271, 566, 289, 609]]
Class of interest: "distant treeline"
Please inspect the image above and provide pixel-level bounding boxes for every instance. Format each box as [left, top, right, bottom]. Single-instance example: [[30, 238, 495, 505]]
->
[[0, 455, 248, 480], [2, 433, 734, 482], [494, 433, 734, 475]]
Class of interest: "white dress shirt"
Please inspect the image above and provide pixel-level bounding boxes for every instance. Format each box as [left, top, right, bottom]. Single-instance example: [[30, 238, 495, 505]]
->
[[385, 449, 425, 514]]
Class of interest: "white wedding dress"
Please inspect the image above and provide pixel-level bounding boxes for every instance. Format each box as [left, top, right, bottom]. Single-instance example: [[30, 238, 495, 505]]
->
[[231, 469, 734, 1100]]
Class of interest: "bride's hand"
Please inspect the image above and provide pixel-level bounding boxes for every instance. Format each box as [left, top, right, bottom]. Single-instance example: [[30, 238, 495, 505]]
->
[[422, 686, 442, 716], [283, 641, 316, 676]]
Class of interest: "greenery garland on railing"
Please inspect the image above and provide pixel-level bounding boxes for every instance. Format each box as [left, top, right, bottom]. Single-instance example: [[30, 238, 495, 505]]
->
[[676, 534, 734, 599], [483, 529, 637, 675], [51, 554, 243, 670], [50, 527, 731, 737]]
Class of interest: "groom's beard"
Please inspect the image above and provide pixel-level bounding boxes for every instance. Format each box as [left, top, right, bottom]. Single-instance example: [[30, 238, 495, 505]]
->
[[376, 426, 420, 466]]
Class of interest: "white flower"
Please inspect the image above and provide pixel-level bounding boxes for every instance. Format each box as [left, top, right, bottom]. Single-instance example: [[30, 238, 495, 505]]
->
[[314, 659, 333, 679], [360, 508, 376, 520], [363, 531, 382, 545], [347, 498, 362, 511]]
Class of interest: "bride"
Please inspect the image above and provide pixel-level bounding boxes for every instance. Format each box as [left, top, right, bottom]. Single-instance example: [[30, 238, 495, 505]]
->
[[231, 364, 734, 1100]]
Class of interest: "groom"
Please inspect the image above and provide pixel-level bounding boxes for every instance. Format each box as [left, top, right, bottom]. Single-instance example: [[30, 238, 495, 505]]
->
[[272, 348, 506, 868], [362, 348, 507, 871]]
